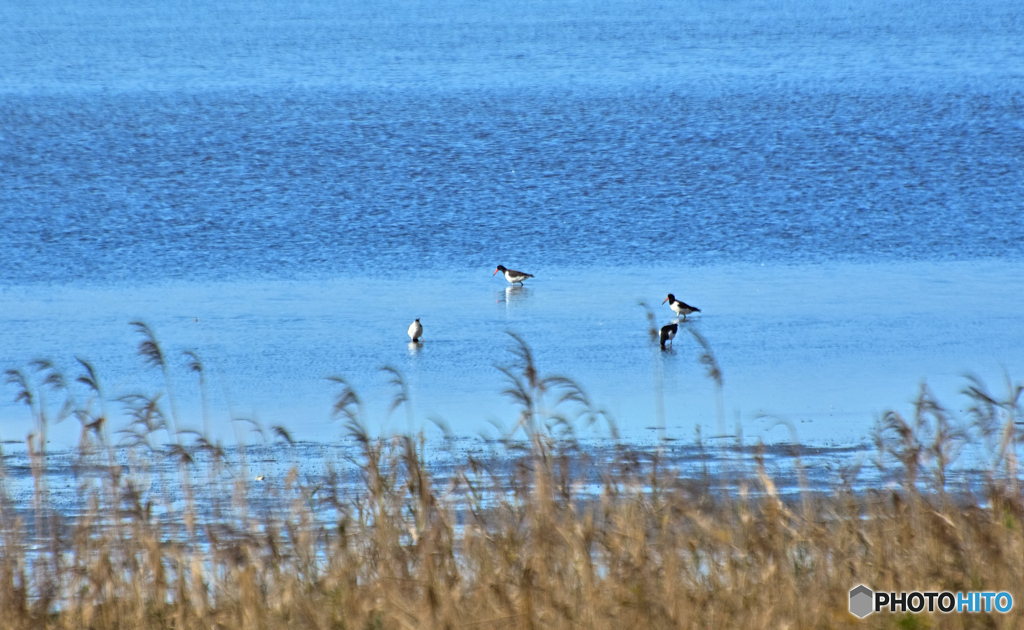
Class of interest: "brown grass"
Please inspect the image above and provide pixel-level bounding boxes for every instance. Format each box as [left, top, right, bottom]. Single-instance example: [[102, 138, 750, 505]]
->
[[0, 331, 1022, 629]]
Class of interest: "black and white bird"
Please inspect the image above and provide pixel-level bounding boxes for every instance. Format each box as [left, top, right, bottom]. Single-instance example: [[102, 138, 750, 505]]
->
[[659, 323, 678, 350], [408, 318, 423, 343], [493, 265, 534, 285], [663, 294, 701, 320]]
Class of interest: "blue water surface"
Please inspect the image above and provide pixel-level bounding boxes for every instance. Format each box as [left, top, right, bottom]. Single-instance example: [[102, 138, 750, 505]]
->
[[0, 0, 1022, 448]]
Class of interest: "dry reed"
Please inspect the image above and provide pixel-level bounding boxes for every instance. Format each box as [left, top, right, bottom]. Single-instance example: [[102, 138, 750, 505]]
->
[[0, 328, 1021, 629]]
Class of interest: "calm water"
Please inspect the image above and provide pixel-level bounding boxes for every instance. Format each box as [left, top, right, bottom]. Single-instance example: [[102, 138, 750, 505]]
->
[[0, 0, 1022, 447]]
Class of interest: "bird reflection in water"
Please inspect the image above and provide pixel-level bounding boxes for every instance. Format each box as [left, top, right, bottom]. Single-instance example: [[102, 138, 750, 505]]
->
[[497, 284, 531, 307], [408, 341, 423, 355]]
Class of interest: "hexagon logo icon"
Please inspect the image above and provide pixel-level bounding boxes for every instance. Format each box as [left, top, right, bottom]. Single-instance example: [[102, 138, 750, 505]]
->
[[849, 585, 874, 618]]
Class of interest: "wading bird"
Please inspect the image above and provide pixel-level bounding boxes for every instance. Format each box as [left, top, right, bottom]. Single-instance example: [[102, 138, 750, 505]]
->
[[408, 318, 423, 343], [493, 265, 534, 285], [660, 323, 678, 350], [663, 293, 701, 320]]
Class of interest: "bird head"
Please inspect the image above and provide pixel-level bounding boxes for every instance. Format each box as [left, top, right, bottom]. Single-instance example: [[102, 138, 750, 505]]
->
[[494, 265, 506, 275], [663, 294, 675, 304]]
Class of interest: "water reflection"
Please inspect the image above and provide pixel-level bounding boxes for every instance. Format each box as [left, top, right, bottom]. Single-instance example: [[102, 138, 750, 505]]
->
[[407, 341, 423, 356], [496, 285, 531, 307]]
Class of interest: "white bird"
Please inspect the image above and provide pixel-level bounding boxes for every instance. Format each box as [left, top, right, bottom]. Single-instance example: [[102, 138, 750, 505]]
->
[[663, 293, 701, 320], [493, 265, 534, 285], [408, 318, 423, 343]]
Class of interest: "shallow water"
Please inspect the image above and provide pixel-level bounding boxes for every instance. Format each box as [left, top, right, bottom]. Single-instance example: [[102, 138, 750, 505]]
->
[[0, 0, 1022, 448], [1, 260, 1021, 448]]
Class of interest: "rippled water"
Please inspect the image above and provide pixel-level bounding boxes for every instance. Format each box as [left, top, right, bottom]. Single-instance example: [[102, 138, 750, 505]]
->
[[2, 88, 1023, 281], [0, 0, 1022, 448]]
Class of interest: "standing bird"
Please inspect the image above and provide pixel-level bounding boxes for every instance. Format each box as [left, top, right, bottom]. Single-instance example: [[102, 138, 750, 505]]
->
[[659, 323, 678, 350], [493, 265, 534, 285], [663, 294, 701, 320], [408, 318, 423, 343]]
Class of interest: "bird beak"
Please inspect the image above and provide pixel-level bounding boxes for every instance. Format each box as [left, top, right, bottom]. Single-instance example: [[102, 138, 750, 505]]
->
[[662, 297, 669, 304], [493, 269, 499, 275]]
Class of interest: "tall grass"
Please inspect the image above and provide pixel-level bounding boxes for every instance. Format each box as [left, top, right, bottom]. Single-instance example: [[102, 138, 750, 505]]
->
[[0, 327, 1022, 628]]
